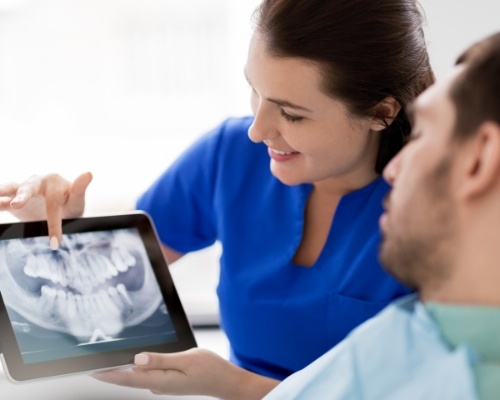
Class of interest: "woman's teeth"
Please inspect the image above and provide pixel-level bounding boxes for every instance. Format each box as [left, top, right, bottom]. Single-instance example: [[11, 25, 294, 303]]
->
[[271, 148, 296, 155]]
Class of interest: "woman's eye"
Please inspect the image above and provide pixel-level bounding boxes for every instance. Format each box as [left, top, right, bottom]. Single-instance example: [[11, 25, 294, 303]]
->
[[280, 108, 303, 123]]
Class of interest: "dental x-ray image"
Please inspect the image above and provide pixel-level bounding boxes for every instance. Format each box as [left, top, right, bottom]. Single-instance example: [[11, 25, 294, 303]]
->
[[0, 228, 177, 364]]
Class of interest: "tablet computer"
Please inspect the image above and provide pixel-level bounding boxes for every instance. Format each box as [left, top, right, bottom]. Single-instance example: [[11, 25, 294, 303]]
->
[[0, 211, 197, 383]]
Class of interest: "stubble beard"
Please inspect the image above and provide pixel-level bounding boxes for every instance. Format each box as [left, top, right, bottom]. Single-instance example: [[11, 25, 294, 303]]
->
[[379, 156, 456, 295]]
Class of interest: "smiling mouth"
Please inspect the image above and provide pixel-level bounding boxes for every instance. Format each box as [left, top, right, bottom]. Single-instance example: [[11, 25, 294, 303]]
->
[[269, 148, 299, 156]]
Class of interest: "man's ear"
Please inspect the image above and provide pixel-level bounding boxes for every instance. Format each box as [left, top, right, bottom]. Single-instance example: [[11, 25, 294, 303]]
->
[[370, 97, 402, 132], [460, 122, 500, 199]]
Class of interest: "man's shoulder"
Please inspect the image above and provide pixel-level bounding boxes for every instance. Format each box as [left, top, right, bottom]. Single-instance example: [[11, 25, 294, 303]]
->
[[342, 295, 477, 399], [350, 294, 424, 336], [267, 295, 477, 399], [350, 294, 466, 357]]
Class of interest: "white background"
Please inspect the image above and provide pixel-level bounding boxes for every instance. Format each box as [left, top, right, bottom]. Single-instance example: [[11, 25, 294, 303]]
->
[[0, 0, 498, 323]]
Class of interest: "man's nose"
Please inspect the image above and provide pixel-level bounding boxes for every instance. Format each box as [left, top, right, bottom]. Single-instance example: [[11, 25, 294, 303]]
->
[[382, 151, 401, 185]]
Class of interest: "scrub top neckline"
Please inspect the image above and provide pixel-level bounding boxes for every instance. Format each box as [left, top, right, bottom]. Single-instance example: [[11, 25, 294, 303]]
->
[[291, 175, 385, 270]]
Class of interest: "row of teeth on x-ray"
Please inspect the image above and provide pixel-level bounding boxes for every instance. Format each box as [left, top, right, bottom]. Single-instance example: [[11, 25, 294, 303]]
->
[[39, 283, 134, 319], [0, 232, 165, 340], [23, 246, 136, 295]]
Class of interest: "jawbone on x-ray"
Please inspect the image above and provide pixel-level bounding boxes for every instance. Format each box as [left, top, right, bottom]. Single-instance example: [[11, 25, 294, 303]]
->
[[0, 229, 163, 343]]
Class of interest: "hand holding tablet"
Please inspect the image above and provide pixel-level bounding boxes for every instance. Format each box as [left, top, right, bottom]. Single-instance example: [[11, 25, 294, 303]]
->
[[0, 212, 197, 383]]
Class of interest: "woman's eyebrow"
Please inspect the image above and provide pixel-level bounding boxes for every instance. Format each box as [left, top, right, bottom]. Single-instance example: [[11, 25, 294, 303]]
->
[[267, 98, 313, 112], [243, 68, 313, 112]]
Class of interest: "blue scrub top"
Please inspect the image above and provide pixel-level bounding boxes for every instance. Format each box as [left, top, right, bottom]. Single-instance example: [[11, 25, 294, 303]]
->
[[137, 116, 411, 380]]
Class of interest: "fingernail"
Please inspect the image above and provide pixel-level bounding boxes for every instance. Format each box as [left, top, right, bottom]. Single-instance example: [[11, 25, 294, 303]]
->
[[11, 195, 26, 204], [50, 236, 59, 251], [135, 353, 149, 365]]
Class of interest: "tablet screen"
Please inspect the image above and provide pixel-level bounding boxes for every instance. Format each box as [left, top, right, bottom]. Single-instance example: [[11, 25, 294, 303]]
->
[[0, 213, 197, 382]]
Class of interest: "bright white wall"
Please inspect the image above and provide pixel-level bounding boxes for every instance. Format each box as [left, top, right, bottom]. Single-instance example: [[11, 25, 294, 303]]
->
[[0, 0, 260, 215], [0, 0, 498, 324], [420, 0, 500, 80]]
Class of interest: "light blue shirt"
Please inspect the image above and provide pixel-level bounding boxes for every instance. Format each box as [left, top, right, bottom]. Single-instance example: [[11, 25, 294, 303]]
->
[[264, 295, 478, 399]]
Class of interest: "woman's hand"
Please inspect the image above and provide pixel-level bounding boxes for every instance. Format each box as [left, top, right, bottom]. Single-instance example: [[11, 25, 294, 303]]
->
[[0, 172, 93, 248], [93, 348, 279, 400]]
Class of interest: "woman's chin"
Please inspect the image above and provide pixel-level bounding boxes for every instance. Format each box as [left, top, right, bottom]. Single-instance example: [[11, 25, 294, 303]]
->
[[271, 172, 306, 187]]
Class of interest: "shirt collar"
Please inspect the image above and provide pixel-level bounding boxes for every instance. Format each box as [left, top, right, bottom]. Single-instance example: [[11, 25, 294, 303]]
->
[[425, 302, 500, 362]]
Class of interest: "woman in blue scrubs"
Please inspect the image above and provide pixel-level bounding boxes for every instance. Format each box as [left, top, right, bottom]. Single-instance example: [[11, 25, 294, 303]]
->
[[2, 0, 434, 381]]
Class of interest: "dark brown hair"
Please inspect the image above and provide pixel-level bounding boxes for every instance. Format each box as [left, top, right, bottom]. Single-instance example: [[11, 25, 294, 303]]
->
[[253, 0, 435, 173], [450, 32, 500, 139]]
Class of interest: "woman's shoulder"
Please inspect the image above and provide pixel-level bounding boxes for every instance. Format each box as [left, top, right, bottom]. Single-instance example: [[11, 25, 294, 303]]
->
[[174, 115, 259, 162], [219, 115, 254, 132], [200, 115, 268, 162], [189, 115, 257, 154], [207, 115, 254, 140]]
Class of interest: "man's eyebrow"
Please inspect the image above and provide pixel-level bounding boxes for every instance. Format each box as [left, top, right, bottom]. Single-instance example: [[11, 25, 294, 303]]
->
[[243, 68, 313, 113]]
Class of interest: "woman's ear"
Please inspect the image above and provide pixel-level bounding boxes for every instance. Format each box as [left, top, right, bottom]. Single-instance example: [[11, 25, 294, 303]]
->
[[460, 122, 500, 200], [370, 97, 402, 131]]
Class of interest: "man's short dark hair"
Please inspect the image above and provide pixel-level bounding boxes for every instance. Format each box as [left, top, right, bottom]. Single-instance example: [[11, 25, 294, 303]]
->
[[449, 32, 500, 139]]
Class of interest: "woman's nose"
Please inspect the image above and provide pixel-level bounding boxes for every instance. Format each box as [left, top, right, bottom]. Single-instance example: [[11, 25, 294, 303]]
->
[[248, 102, 279, 143]]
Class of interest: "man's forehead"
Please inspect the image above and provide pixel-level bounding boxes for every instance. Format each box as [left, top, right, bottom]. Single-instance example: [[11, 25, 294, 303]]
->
[[412, 66, 465, 122]]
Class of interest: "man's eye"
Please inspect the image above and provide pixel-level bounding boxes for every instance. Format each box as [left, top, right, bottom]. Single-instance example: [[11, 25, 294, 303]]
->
[[405, 131, 421, 144]]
